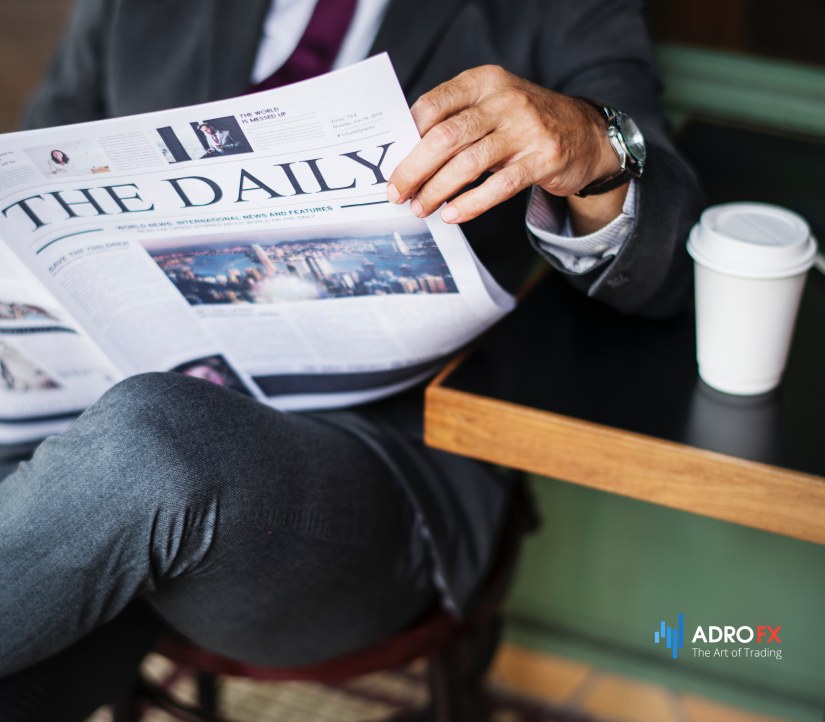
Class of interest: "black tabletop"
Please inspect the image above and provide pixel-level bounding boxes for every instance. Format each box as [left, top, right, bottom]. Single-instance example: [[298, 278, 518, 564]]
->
[[443, 266, 824, 478]]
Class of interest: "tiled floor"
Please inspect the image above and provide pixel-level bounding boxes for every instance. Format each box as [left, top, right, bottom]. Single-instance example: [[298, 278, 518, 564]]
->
[[489, 647, 795, 722], [83, 646, 795, 722]]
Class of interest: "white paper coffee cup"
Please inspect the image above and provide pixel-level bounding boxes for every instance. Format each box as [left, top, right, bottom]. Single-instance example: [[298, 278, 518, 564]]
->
[[687, 203, 817, 395]]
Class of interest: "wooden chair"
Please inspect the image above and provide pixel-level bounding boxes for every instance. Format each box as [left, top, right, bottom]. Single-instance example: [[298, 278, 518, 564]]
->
[[113, 480, 537, 722]]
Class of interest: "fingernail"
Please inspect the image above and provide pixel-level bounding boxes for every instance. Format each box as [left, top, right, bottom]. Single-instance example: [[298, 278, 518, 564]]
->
[[410, 199, 424, 217], [387, 183, 400, 203], [441, 206, 458, 223]]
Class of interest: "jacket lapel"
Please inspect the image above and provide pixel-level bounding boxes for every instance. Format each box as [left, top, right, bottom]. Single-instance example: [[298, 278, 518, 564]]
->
[[370, 0, 466, 92], [205, 0, 274, 100]]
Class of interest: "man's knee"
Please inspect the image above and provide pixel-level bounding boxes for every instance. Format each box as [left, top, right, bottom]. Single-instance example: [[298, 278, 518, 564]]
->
[[79, 372, 296, 498], [43, 373, 232, 504], [92, 372, 207, 425]]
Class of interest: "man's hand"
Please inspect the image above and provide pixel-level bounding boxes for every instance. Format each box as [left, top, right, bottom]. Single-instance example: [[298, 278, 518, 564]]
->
[[387, 65, 627, 233]]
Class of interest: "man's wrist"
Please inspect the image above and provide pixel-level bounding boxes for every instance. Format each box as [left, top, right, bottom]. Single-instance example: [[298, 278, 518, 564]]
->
[[567, 182, 628, 235], [526, 181, 637, 273], [573, 99, 645, 197]]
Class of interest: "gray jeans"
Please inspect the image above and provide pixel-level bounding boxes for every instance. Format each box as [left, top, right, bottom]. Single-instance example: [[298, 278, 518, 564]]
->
[[0, 373, 436, 719]]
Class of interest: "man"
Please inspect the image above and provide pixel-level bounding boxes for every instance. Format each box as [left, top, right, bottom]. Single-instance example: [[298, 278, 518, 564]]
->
[[197, 122, 241, 155], [1, 0, 703, 719]]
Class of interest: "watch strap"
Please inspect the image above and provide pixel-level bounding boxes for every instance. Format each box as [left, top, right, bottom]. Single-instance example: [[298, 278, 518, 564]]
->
[[575, 167, 631, 197]]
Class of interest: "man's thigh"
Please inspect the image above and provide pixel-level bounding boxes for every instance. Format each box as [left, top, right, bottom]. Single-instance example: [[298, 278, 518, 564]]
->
[[0, 373, 435, 673]]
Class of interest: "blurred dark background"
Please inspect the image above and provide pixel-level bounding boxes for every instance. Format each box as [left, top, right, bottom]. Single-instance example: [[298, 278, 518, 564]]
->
[[1, 0, 822, 133], [0, 0, 73, 132], [647, 0, 825, 67]]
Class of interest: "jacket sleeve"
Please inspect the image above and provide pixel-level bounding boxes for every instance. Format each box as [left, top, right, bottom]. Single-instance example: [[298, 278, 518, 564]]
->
[[23, 0, 113, 129], [530, 0, 706, 318]]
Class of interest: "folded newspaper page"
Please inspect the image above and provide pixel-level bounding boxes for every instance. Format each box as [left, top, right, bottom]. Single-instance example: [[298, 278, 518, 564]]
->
[[0, 54, 515, 443], [0, 242, 119, 443]]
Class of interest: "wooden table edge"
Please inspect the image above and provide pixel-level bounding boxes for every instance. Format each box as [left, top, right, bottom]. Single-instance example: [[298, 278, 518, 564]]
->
[[424, 381, 825, 546]]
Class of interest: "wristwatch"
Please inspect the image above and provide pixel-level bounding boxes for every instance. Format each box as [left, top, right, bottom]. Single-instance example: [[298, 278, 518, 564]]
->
[[575, 100, 646, 197]]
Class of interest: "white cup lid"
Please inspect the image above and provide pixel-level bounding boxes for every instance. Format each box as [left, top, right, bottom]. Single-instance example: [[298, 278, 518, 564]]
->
[[687, 202, 818, 278]]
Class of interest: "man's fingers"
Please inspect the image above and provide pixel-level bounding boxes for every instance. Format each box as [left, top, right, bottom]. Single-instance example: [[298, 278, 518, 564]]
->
[[389, 66, 568, 220], [409, 68, 489, 136], [389, 103, 494, 202], [439, 161, 537, 224], [408, 133, 509, 217]]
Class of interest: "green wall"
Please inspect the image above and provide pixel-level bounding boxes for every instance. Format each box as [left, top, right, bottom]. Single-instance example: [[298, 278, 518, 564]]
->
[[504, 477, 825, 721], [658, 44, 825, 137]]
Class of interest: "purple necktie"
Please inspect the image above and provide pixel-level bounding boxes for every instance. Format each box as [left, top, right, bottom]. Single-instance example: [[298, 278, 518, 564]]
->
[[248, 0, 359, 93]]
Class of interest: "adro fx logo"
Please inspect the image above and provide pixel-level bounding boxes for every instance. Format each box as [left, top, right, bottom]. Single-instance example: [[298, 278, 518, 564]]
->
[[654, 613, 685, 659], [653, 613, 783, 661]]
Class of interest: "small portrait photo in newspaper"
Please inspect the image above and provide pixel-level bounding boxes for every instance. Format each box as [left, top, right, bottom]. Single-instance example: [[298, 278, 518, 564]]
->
[[25, 140, 112, 177], [156, 115, 253, 163]]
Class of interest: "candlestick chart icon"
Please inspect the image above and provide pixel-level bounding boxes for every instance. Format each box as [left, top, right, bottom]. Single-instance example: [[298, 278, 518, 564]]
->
[[654, 613, 685, 659]]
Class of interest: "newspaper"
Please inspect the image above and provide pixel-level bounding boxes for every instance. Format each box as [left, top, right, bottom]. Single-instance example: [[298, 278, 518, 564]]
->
[[0, 54, 514, 444]]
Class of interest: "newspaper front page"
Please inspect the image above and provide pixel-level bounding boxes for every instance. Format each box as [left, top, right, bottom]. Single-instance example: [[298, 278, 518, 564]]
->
[[0, 55, 514, 440]]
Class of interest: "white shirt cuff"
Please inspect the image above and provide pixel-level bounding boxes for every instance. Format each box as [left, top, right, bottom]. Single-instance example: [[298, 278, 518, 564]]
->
[[526, 180, 637, 273]]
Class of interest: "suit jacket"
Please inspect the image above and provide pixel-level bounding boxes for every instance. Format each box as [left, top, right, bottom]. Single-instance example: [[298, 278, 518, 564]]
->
[[202, 127, 234, 151], [24, 0, 705, 614]]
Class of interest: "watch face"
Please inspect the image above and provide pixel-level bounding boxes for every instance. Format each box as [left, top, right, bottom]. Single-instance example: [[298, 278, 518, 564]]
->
[[616, 113, 646, 166]]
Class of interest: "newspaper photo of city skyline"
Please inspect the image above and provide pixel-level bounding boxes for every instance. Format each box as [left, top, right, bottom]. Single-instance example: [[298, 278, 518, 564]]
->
[[144, 220, 459, 306]]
